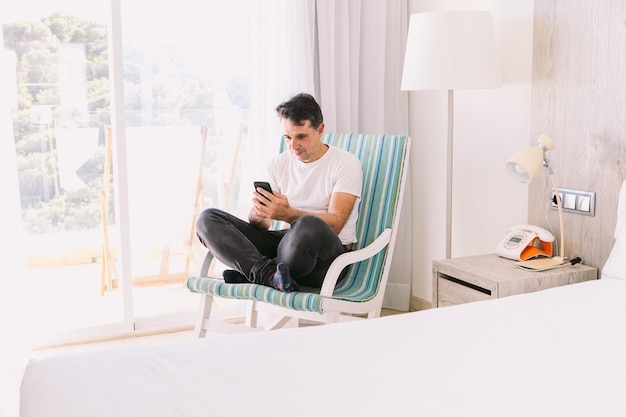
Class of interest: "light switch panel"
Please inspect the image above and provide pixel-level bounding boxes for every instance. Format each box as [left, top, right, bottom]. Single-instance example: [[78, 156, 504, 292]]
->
[[551, 187, 595, 217]]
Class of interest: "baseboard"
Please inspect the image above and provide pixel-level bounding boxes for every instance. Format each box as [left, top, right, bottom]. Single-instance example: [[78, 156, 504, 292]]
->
[[409, 295, 432, 312]]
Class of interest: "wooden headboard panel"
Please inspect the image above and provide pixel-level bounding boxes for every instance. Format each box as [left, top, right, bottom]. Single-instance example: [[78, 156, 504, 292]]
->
[[529, 1, 626, 272]]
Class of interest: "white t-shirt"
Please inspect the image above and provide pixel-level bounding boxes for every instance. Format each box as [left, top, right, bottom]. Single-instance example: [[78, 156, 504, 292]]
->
[[267, 145, 362, 244]]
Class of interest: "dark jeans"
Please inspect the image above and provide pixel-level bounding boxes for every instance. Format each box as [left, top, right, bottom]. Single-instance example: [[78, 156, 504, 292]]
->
[[195, 208, 348, 288]]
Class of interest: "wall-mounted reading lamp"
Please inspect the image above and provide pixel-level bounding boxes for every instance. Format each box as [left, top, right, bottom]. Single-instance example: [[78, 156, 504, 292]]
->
[[506, 134, 567, 268]]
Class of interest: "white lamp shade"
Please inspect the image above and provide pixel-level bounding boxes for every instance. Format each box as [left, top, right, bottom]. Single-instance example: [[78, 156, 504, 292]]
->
[[505, 147, 544, 183], [401, 11, 502, 91], [506, 134, 556, 183]]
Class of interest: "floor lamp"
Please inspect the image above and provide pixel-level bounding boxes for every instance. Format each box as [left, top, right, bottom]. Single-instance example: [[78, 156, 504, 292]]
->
[[401, 10, 502, 258]]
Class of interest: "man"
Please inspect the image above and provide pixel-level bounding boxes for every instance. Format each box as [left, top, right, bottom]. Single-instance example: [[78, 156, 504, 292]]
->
[[195, 93, 362, 292]]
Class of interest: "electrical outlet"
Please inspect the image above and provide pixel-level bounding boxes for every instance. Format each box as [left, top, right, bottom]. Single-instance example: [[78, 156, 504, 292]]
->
[[550, 187, 595, 216]]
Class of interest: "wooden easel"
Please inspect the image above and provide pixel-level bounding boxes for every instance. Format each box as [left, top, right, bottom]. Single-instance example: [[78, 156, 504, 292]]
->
[[100, 126, 118, 295], [205, 124, 247, 277], [128, 125, 209, 287], [99, 125, 222, 290], [181, 125, 208, 275]]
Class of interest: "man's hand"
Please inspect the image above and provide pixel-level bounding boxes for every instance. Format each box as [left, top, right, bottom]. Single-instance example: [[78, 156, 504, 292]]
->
[[249, 187, 286, 229], [251, 188, 289, 220]]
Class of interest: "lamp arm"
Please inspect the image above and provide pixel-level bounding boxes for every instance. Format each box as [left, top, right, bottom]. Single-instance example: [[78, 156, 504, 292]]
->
[[548, 170, 566, 261]]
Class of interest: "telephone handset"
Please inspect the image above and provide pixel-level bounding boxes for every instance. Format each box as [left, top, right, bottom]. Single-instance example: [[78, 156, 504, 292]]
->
[[496, 224, 555, 261]]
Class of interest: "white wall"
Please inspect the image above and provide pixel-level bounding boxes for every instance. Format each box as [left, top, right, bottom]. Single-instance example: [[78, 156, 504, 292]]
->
[[406, 0, 535, 301]]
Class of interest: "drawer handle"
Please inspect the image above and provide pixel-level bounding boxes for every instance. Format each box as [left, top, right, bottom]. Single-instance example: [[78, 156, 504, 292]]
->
[[440, 274, 491, 295]]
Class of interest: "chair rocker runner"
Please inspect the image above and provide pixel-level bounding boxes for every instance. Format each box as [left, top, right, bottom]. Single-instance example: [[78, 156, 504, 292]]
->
[[186, 134, 411, 336]]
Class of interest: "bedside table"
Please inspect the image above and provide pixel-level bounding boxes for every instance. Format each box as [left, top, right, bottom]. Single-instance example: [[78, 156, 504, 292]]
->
[[432, 253, 598, 307]]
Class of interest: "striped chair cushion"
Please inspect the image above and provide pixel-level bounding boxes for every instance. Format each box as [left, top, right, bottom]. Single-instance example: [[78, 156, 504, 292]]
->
[[186, 134, 409, 313]]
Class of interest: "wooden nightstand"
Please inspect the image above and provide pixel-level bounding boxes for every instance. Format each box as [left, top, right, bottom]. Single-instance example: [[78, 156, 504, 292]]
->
[[432, 253, 598, 307]]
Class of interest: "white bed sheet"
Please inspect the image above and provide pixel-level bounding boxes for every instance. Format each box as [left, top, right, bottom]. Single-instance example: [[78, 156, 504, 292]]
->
[[20, 277, 626, 417]]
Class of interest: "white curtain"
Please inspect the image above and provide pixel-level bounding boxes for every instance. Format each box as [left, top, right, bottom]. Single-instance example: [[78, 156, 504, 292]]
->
[[315, 0, 409, 136], [0, 35, 30, 365], [245, 0, 412, 310], [236, 0, 317, 218]]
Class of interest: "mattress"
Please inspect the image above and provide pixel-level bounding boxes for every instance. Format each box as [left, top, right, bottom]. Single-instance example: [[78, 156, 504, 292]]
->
[[20, 276, 626, 417]]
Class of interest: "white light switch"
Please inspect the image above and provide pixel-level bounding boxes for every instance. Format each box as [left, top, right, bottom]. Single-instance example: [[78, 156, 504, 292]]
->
[[578, 196, 591, 212], [563, 193, 577, 210]]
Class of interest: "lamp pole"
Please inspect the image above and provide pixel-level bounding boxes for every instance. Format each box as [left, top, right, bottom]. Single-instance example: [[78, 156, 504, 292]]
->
[[445, 90, 453, 258]]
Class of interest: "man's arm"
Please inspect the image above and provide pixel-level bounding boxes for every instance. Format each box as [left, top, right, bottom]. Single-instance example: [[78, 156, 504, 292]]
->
[[250, 188, 357, 234], [281, 191, 357, 234]]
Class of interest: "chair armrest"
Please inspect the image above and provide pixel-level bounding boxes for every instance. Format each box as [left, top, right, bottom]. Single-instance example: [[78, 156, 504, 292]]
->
[[319, 228, 392, 297]]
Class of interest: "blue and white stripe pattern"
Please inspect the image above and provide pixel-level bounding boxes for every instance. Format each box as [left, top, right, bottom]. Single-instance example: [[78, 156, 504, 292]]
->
[[186, 134, 409, 313]]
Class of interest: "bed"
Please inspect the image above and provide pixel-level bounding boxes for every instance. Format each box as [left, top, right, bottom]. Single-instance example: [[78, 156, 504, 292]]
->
[[20, 183, 626, 416]]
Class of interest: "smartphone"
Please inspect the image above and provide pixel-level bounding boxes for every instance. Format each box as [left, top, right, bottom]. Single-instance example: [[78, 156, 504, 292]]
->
[[254, 181, 273, 202]]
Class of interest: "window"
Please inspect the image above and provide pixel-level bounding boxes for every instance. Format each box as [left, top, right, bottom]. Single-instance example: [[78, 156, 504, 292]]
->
[[2, 0, 250, 345]]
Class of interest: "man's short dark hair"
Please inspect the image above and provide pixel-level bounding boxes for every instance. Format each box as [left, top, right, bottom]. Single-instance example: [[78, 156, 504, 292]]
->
[[275, 93, 323, 129]]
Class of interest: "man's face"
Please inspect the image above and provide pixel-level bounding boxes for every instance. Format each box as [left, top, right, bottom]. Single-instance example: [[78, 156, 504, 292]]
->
[[282, 118, 325, 163]]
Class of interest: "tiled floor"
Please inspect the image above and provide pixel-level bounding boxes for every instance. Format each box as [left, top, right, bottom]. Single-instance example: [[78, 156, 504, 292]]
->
[[17, 257, 200, 343]]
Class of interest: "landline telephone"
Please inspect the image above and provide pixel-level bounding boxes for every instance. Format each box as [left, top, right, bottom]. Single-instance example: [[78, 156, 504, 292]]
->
[[496, 224, 554, 261]]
